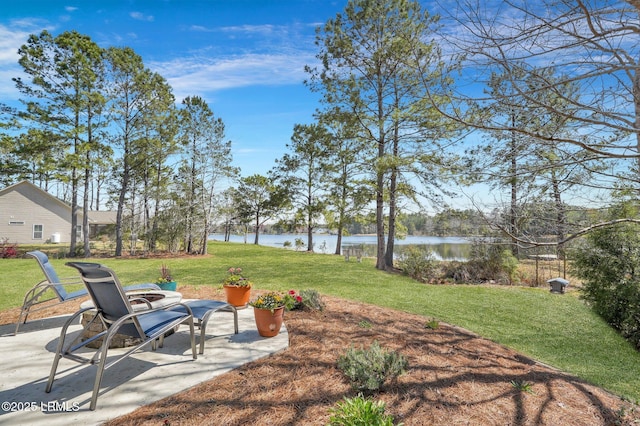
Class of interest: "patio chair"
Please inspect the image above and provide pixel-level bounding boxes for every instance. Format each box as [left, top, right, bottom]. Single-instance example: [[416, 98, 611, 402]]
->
[[15, 251, 160, 334], [46, 261, 197, 410], [171, 300, 239, 354]]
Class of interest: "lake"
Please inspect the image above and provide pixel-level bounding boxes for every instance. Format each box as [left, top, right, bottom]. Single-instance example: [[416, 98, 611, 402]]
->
[[209, 233, 471, 261]]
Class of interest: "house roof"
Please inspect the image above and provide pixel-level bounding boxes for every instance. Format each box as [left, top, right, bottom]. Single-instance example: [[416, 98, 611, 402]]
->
[[88, 210, 117, 224], [0, 180, 72, 213], [0, 181, 117, 224]]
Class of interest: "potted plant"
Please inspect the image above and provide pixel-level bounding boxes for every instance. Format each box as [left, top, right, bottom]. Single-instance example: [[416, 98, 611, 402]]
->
[[155, 263, 177, 291], [249, 291, 296, 337], [222, 267, 253, 307]]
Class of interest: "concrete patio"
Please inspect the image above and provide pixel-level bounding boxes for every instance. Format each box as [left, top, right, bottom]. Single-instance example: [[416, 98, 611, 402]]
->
[[0, 305, 288, 425]]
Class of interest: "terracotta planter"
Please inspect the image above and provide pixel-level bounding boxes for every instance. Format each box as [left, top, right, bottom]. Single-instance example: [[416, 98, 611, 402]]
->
[[253, 306, 284, 337], [223, 285, 251, 307]]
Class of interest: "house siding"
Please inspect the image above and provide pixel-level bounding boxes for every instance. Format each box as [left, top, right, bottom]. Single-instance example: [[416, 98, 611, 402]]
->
[[0, 182, 75, 244]]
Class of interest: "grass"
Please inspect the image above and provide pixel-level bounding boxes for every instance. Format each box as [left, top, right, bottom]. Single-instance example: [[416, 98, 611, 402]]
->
[[510, 380, 536, 394], [3, 240, 640, 402]]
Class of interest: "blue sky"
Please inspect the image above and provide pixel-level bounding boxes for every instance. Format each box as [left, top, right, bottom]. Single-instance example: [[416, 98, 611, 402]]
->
[[0, 0, 352, 178], [0, 1, 518, 212]]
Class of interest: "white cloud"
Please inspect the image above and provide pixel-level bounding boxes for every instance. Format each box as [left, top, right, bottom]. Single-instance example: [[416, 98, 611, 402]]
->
[[0, 20, 53, 99], [130, 12, 154, 22], [190, 23, 281, 35], [161, 21, 320, 100], [65, 6, 78, 12], [0, 26, 27, 65], [0, 18, 56, 64], [189, 25, 212, 32], [0, 69, 21, 99], [219, 24, 278, 35], [150, 52, 317, 100]]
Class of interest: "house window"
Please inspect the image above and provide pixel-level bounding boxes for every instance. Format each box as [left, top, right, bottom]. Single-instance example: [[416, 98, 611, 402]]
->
[[33, 224, 43, 239], [9, 220, 25, 225], [76, 225, 82, 240]]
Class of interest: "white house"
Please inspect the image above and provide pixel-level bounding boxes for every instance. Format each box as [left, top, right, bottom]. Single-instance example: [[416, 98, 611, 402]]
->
[[0, 180, 114, 244]]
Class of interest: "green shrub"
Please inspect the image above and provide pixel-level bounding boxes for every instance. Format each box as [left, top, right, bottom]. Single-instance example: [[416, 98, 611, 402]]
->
[[337, 341, 408, 392], [510, 380, 535, 394], [298, 288, 325, 311], [500, 249, 519, 285], [288, 289, 325, 311], [358, 320, 372, 329], [572, 203, 640, 348], [328, 395, 400, 426], [443, 242, 518, 284], [440, 260, 471, 282], [424, 319, 440, 329], [397, 245, 437, 283]]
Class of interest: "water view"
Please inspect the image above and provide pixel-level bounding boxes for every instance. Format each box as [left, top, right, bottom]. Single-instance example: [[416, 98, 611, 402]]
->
[[209, 233, 471, 261]]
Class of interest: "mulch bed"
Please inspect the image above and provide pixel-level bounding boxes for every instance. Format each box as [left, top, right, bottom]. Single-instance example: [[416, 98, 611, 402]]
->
[[2, 286, 639, 425]]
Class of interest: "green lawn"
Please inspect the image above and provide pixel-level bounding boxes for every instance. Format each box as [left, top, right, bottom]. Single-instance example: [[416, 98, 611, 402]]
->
[[3, 241, 640, 402]]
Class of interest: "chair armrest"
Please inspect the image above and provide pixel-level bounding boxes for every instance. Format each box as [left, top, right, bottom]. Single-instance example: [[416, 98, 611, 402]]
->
[[107, 302, 194, 336], [31, 278, 84, 289], [24, 279, 86, 302], [57, 276, 85, 283], [127, 297, 153, 309], [112, 302, 193, 325]]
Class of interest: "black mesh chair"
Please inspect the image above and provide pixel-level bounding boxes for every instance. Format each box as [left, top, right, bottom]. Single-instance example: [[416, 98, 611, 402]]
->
[[45, 262, 197, 410]]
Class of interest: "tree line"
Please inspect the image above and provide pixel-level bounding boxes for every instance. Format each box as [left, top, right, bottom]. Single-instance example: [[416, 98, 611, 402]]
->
[[263, 0, 640, 270], [2, 0, 640, 273], [0, 31, 236, 257]]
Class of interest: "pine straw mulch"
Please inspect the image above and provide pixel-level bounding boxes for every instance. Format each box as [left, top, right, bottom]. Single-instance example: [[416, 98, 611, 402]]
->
[[2, 286, 639, 426]]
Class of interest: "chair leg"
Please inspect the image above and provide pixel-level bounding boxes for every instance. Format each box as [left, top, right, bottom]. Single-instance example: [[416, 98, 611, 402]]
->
[[90, 340, 112, 410], [231, 306, 239, 334], [196, 305, 239, 355], [198, 322, 206, 355], [189, 317, 197, 359], [45, 312, 79, 393], [45, 353, 62, 393], [14, 309, 28, 335], [14, 299, 34, 335]]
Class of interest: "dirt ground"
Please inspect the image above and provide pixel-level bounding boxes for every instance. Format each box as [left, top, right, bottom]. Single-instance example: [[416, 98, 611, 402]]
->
[[2, 286, 639, 426]]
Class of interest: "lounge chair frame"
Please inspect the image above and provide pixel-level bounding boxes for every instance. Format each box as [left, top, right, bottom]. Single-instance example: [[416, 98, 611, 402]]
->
[[173, 300, 239, 354], [16, 251, 159, 334], [46, 262, 197, 410]]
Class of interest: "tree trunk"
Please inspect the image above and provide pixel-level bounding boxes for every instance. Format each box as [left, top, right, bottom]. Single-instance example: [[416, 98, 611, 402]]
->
[[510, 113, 518, 258], [385, 118, 400, 269], [82, 108, 93, 258], [129, 183, 137, 256], [375, 182, 386, 270], [375, 106, 386, 269], [202, 219, 209, 255], [83, 162, 91, 258], [385, 171, 397, 269], [634, 68, 640, 191], [307, 210, 314, 253], [70, 167, 78, 257], [254, 214, 260, 245], [552, 173, 566, 259], [224, 221, 231, 241], [115, 160, 129, 257]]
